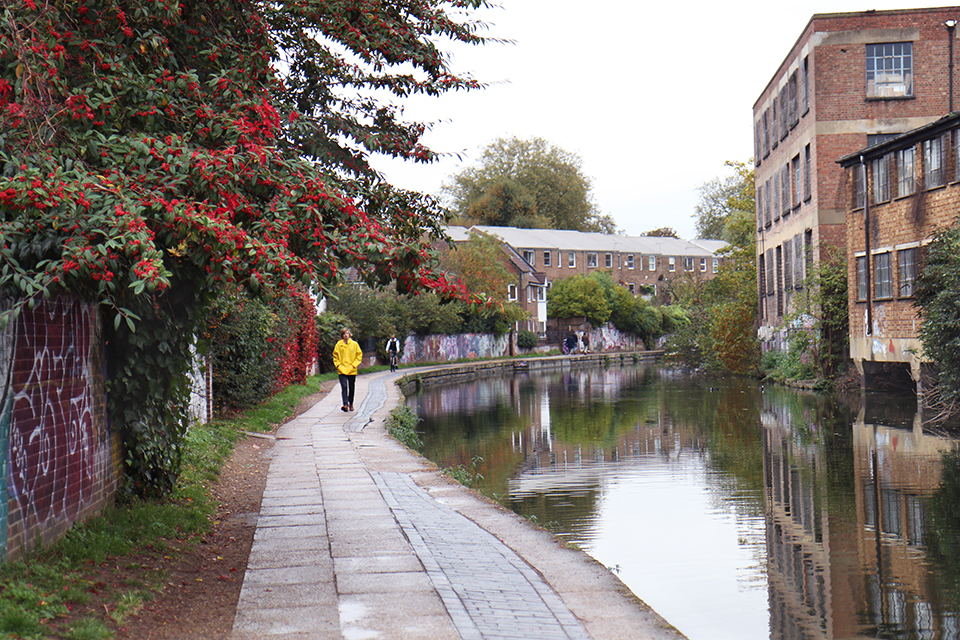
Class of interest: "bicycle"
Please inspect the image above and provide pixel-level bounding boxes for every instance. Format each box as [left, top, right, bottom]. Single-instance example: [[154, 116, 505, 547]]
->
[[389, 352, 398, 372]]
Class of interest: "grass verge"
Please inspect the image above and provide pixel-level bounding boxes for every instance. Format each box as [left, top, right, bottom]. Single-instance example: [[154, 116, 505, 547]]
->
[[0, 374, 331, 640]]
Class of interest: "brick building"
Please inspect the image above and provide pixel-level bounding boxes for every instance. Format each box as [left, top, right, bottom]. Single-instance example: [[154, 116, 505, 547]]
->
[[754, 7, 960, 350], [838, 112, 960, 389], [470, 225, 723, 303]]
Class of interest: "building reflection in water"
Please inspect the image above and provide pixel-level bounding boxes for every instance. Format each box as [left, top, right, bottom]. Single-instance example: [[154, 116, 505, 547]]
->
[[411, 367, 960, 640], [763, 394, 960, 639]]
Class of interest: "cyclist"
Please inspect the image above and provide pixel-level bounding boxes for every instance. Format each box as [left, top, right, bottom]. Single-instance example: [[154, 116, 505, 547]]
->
[[386, 333, 401, 372]]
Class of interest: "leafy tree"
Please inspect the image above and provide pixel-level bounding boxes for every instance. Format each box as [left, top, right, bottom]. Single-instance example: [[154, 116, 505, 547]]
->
[[444, 136, 615, 232], [694, 160, 755, 241], [916, 225, 960, 407], [665, 161, 758, 375], [641, 227, 680, 238], [0, 0, 490, 496], [439, 231, 514, 300], [547, 275, 611, 327]]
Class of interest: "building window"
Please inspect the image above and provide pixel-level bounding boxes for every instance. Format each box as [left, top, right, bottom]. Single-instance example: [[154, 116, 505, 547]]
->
[[586, 252, 598, 268], [792, 155, 801, 208], [924, 135, 946, 188], [773, 175, 781, 222], [857, 256, 868, 301], [875, 252, 893, 299], [605, 253, 613, 268], [626, 254, 635, 269], [648, 255, 656, 271], [789, 71, 799, 127], [771, 98, 778, 150], [866, 42, 913, 98], [712, 258, 719, 273], [955, 129, 960, 182], [508, 284, 518, 301], [668, 257, 676, 272], [567, 251, 576, 268], [764, 178, 772, 226], [899, 247, 918, 297], [793, 235, 804, 288], [543, 251, 551, 267], [781, 164, 790, 215], [700, 257, 707, 272], [873, 155, 890, 203], [898, 147, 915, 196], [854, 163, 866, 209], [765, 249, 775, 297], [801, 56, 809, 114], [628, 283, 636, 295], [804, 144, 812, 201], [684, 257, 695, 271], [522, 250, 535, 266], [762, 110, 770, 158]]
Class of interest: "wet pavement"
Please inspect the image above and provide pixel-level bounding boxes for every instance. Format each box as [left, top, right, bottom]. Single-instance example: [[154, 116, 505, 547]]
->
[[230, 367, 687, 640]]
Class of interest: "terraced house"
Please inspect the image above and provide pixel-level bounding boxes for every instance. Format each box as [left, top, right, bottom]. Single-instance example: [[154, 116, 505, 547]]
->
[[449, 226, 726, 336], [754, 6, 960, 350]]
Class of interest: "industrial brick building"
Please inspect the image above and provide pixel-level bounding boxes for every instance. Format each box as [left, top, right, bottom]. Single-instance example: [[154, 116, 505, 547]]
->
[[754, 6, 960, 350], [839, 112, 960, 389]]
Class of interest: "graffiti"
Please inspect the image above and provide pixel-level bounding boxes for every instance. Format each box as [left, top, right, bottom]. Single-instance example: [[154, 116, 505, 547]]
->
[[399, 333, 510, 364], [4, 296, 112, 559]]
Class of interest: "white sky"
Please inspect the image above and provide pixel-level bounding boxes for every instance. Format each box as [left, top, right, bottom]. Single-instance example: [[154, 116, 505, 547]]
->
[[371, 0, 954, 239]]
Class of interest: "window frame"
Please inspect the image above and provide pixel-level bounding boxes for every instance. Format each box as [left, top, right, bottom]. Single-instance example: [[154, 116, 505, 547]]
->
[[874, 251, 893, 299], [866, 42, 913, 98], [648, 255, 656, 271], [567, 251, 576, 268], [668, 256, 676, 272], [626, 254, 635, 269], [508, 283, 518, 301], [856, 255, 868, 301], [543, 251, 551, 267], [898, 147, 916, 197], [898, 246, 919, 297], [586, 252, 598, 268], [873, 155, 890, 203], [604, 253, 613, 268], [924, 135, 946, 188], [522, 250, 535, 266]]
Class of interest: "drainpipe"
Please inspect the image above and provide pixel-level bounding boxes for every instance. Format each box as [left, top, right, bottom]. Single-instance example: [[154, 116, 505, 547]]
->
[[948, 20, 957, 112], [862, 156, 873, 337]]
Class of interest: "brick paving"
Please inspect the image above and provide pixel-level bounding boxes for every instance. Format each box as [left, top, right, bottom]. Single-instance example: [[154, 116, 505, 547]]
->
[[231, 367, 687, 640]]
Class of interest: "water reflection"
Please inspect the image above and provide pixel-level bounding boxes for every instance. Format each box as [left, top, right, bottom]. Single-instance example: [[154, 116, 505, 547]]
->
[[407, 364, 960, 640]]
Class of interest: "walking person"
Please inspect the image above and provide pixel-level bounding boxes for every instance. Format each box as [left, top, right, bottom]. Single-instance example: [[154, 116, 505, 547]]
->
[[333, 328, 363, 412], [385, 333, 401, 372]]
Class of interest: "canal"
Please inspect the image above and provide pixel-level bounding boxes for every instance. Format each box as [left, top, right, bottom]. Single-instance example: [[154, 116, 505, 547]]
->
[[405, 362, 960, 640]]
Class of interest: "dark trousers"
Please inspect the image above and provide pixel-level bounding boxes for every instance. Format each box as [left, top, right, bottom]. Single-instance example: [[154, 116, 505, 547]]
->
[[339, 374, 356, 407]]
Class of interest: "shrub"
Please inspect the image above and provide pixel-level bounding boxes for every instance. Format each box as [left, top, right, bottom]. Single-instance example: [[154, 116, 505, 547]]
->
[[517, 329, 538, 350], [386, 406, 423, 452]]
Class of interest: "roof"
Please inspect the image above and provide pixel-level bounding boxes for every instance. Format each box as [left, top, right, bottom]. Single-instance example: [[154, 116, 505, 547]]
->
[[468, 226, 725, 257], [837, 112, 960, 166]]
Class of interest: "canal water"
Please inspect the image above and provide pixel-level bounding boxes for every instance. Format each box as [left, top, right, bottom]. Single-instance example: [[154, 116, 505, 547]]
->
[[405, 362, 960, 640]]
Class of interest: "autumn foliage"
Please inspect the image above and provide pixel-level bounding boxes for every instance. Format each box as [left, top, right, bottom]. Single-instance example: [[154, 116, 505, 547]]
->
[[0, 0, 490, 495]]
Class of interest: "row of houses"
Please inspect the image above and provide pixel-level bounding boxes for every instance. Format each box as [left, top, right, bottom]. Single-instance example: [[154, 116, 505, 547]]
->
[[755, 5, 960, 390], [445, 225, 727, 335]]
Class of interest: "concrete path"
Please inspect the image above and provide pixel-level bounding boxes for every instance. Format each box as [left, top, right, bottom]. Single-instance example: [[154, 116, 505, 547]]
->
[[230, 369, 687, 640]]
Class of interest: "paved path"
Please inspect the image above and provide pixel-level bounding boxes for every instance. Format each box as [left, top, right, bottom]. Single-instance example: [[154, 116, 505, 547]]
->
[[231, 369, 687, 640]]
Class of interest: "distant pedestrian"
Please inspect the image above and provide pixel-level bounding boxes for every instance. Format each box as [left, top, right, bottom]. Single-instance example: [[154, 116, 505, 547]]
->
[[386, 333, 401, 372], [333, 328, 363, 412]]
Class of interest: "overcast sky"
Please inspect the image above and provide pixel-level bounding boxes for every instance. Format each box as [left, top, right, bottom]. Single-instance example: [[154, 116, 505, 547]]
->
[[370, 0, 954, 240]]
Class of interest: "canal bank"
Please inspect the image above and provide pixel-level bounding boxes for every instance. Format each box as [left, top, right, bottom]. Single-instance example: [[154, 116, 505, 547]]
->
[[232, 352, 685, 639]]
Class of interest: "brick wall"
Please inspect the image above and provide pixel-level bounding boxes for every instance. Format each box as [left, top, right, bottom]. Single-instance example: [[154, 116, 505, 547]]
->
[[0, 296, 117, 563]]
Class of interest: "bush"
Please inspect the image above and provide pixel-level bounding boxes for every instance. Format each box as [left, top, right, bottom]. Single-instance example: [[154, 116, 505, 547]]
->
[[386, 406, 422, 452], [517, 329, 538, 350], [206, 291, 283, 412]]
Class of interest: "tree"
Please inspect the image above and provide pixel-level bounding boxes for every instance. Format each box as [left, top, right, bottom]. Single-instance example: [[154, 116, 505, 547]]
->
[[665, 161, 759, 374], [641, 227, 680, 238], [444, 136, 616, 232], [916, 224, 960, 409], [693, 160, 756, 241], [546, 275, 611, 327], [0, 0, 490, 496], [439, 231, 513, 299]]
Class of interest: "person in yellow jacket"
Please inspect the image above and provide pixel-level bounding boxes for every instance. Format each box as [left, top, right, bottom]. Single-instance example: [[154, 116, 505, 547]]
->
[[333, 328, 363, 412]]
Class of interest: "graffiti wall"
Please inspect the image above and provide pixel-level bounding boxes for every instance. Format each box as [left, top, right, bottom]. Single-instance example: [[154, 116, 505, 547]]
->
[[399, 333, 511, 364], [0, 296, 115, 562]]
